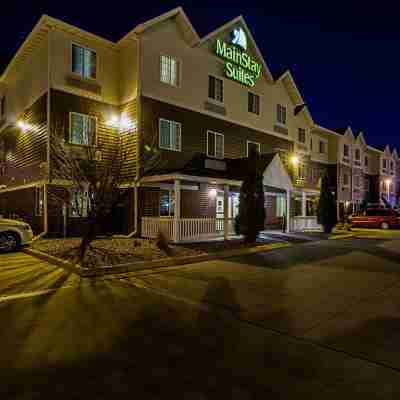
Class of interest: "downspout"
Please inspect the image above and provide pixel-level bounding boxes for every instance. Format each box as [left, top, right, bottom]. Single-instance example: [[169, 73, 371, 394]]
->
[[34, 24, 53, 241], [114, 34, 141, 238]]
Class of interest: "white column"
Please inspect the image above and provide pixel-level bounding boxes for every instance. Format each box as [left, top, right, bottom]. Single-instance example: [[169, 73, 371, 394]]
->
[[286, 190, 291, 233], [173, 180, 181, 243], [223, 184, 229, 240], [301, 190, 307, 217]]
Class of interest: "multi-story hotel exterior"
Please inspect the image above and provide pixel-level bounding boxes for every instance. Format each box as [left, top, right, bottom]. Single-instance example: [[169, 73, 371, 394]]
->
[[0, 7, 398, 241]]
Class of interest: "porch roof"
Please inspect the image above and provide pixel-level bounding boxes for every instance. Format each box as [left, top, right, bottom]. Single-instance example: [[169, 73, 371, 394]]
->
[[141, 152, 294, 192]]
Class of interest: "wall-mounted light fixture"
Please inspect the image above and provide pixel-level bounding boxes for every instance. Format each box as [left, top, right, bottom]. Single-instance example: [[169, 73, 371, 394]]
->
[[290, 154, 300, 166], [209, 188, 217, 198], [17, 120, 30, 132]]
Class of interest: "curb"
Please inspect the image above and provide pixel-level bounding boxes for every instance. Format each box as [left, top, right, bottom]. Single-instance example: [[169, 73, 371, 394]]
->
[[328, 233, 356, 240], [24, 242, 291, 278], [22, 248, 82, 276]]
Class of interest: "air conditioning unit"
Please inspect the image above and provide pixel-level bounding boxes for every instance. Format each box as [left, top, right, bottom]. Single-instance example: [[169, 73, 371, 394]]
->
[[94, 150, 102, 161]]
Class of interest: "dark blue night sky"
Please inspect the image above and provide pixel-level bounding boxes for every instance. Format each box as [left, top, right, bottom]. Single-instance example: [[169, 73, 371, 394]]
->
[[1, 0, 399, 150]]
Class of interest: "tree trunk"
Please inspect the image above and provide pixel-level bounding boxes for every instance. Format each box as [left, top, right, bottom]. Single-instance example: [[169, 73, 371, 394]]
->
[[78, 222, 96, 263]]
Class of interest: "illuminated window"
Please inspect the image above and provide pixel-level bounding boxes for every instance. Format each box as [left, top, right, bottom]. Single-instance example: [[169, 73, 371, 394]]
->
[[70, 112, 97, 146], [159, 119, 181, 151], [207, 131, 224, 159], [160, 190, 175, 217], [208, 76, 223, 102], [160, 55, 180, 86], [277, 104, 286, 125], [298, 128, 306, 144], [248, 92, 260, 115], [72, 44, 97, 80], [34, 187, 44, 216]]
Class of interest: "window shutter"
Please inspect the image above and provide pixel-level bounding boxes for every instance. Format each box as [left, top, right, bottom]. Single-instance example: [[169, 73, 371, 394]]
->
[[207, 131, 215, 157], [173, 122, 181, 151], [88, 117, 96, 146], [208, 76, 215, 99], [215, 135, 224, 158], [72, 45, 84, 76]]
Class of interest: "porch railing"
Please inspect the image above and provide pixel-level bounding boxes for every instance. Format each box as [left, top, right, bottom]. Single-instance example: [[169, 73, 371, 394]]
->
[[291, 216, 322, 232], [141, 217, 236, 242]]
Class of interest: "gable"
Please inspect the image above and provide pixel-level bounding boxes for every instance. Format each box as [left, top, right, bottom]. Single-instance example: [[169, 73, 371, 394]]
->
[[198, 16, 273, 85], [263, 154, 293, 191]]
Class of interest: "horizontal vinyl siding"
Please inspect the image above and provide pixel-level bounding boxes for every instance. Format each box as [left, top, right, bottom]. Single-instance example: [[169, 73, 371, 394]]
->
[[141, 96, 292, 173], [0, 94, 48, 187], [50, 90, 138, 181]]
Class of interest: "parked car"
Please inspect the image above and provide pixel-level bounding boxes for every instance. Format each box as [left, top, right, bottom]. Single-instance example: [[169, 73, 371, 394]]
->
[[351, 208, 400, 230], [0, 218, 34, 252]]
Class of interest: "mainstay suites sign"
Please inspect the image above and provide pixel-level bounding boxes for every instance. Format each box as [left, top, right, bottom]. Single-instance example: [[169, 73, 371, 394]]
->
[[215, 28, 262, 87]]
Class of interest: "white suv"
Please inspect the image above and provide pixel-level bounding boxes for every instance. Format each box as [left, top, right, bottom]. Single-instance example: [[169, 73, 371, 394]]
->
[[0, 218, 34, 252]]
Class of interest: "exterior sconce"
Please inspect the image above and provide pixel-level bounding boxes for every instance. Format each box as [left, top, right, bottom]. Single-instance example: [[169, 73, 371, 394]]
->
[[17, 121, 30, 131], [209, 188, 217, 198], [290, 155, 300, 166]]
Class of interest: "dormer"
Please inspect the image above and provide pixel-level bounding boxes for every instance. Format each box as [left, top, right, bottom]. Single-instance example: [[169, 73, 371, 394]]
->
[[381, 145, 394, 176], [354, 131, 366, 169], [334, 126, 354, 165]]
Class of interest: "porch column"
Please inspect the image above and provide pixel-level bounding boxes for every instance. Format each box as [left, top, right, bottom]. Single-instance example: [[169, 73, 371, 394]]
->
[[174, 179, 181, 243], [286, 190, 291, 233], [223, 184, 229, 240], [301, 190, 307, 217]]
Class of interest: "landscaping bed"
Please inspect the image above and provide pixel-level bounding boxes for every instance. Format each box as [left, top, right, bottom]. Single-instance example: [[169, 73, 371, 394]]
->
[[32, 238, 205, 269]]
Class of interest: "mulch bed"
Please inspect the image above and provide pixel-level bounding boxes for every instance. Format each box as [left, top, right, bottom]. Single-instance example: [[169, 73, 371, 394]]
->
[[32, 238, 205, 269]]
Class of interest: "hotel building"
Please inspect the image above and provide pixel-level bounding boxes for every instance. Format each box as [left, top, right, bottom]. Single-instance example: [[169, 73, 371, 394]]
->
[[0, 7, 398, 241]]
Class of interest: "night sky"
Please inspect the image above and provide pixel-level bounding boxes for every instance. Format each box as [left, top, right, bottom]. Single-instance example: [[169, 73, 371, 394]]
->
[[1, 1, 399, 150]]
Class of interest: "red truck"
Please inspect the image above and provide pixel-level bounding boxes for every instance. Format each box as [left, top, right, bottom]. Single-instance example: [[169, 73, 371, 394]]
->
[[351, 208, 400, 230]]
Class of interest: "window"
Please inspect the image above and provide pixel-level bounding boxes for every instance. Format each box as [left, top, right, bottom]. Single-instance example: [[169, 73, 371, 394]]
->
[[0, 97, 5, 119], [247, 141, 260, 157], [277, 104, 286, 125], [72, 44, 97, 80], [383, 159, 388, 169], [208, 76, 223, 103], [207, 131, 224, 159], [365, 155, 369, 167], [298, 128, 306, 144], [248, 92, 260, 115], [354, 175, 360, 188], [390, 160, 394, 171], [34, 187, 44, 216], [160, 55, 180, 86], [343, 173, 349, 186], [159, 119, 181, 151], [70, 190, 90, 217], [160, 190, 175, 217], [355, 148, 361, 160], [343, 144, 350, 157], [298, 164, 306, 180], [319, 140, 326, 154], [70, 113, 97, 146]]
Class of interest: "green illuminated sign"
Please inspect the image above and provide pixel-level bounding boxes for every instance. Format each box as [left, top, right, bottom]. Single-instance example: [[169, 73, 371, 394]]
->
[[215, 37, 262, 87]]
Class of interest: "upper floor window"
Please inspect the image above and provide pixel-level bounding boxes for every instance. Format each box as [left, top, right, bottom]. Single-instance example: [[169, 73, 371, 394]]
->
[[364, 155, 369, 167], [248, 92, 260, 115], [208, 76, 223, 103], [207, 130, 224, 159], [160, 55, 180, 87], [298, 164, 306, 180], [319, 140, 326, 154], [277, 104, 286, 125], [390, 160, 394, 171], [343, 144, 350, 158], [354, 175, 361, 188], [247, 141, 260, 157], [355, 148, 361, 160], [0, 96, 5, 119], [159, 119, 181, 152], [298, 128, 306, 144], [72, 44, 97, 80], [383, 159, 388, 169], [70, 112, 97, 146]]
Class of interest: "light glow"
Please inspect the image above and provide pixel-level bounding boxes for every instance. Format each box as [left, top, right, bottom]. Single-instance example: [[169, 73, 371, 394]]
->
[[17, 121, 30, 131], [107, 114, 120, 128], [209, 188, 217, 198], [290, 155, 300, 166], [385, 179, 392, 187]]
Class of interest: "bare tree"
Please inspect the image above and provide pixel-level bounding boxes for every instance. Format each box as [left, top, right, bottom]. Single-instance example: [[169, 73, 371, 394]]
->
[[49, 117, 164, 264]]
